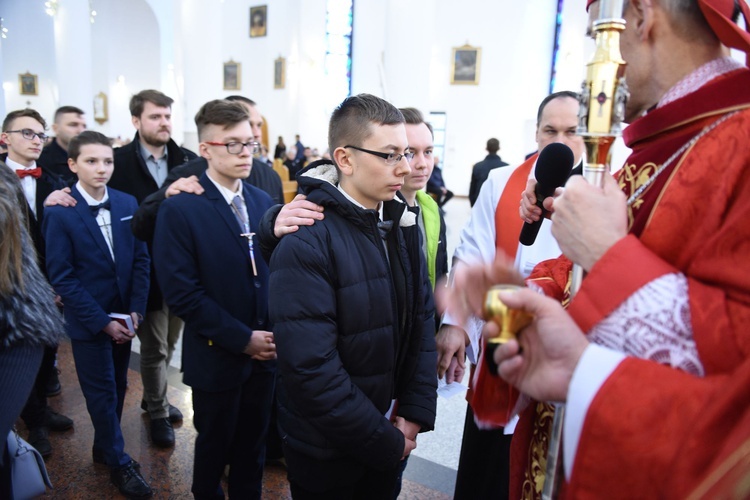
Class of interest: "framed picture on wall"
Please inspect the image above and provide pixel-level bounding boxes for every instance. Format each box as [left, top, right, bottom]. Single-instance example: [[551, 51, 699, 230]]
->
[[93, 92, 109, 124], [250, 5, 267, 38], [19, 72, 38, 95], [450, 45, 481, 85], [274, 57, 285, 89], [223, 60, 241, 90]]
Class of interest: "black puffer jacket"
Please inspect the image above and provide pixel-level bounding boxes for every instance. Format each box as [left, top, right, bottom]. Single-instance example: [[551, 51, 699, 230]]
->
[[266, 160, 437, 470]]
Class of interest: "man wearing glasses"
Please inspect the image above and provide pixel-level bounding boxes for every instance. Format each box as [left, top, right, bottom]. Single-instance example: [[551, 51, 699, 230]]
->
[[153, 100, 276, 499], [262, 94, 437, 499], [1, 109, 74, 458]]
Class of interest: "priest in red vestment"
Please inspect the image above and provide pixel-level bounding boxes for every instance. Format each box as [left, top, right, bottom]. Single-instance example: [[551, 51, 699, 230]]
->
[[442, 0, 750, 498]]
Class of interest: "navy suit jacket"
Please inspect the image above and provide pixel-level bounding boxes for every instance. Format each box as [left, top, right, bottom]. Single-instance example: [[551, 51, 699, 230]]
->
[[153, 173, 274, 392], [43, 186, 150, 340]]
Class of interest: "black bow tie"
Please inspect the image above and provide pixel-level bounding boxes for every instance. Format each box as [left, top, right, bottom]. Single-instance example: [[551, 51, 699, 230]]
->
[[90, 199, 111, 216], [377, 220, 394, 240]]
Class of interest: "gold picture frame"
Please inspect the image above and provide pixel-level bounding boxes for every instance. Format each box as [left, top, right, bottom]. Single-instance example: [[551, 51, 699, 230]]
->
[[93, 92, 108, 124], [274, 57, 286, 89], [19, 72, 38, 96], [223, 60, 241, 91], [250, 5, 267, 38], [450, 45, 481, 85]]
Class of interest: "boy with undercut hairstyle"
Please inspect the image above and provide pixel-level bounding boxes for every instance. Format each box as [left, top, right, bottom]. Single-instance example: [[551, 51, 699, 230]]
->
[[43, 130, 152, 498], [263, 93, 437, 499], [153, 100, 276, 499]]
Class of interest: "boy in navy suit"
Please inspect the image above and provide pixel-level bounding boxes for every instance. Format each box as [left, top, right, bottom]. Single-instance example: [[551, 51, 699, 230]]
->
[[43, 131, 152, 498], [153, 100, 276, 499]]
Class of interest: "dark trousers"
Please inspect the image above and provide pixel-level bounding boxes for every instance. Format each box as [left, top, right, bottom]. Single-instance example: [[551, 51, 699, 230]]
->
[[191, 362, 275, 500], [1, 344, 44, 498], [453, 405, 512, 500], [283, 444, 400, 500], [70, 336, 131, 467], [20, 345, 57, 429]]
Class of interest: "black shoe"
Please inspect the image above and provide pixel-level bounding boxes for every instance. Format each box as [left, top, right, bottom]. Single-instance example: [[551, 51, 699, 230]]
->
[[140, 400, 183, 423], [110, 461, 152, 498], [27, 427, 52, 458], [167, 404, 183, 423], [46, 409, 74, 431], [150, 418, 175, 448], [46, 368, 61, 397]]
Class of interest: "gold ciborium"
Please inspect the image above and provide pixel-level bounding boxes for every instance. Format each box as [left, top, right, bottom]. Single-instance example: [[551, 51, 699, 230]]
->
[[483, 285, 534, 373]]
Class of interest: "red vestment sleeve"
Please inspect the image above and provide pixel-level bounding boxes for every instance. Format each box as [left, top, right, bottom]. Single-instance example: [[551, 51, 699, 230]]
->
[[567, 356, 750, 499]]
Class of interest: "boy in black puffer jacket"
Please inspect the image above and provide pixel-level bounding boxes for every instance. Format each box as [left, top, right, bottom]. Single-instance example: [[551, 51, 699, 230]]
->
[[263, 94, 437, 499]]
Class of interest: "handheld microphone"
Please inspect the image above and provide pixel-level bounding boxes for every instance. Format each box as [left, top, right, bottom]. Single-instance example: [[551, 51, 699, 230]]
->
[[518, 143, 575, 246]]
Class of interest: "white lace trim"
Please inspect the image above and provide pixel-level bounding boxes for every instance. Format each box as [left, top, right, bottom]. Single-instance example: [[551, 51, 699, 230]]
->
[[587, 273, 704, 377]]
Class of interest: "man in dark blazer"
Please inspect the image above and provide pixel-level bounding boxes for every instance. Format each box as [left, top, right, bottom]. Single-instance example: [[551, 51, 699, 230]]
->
[[108, 89, 197, 448], [131, 95, 283, 243], [469, 137, 508, 206], [153, 100, 276, 499], [1, 108, 73, 457]]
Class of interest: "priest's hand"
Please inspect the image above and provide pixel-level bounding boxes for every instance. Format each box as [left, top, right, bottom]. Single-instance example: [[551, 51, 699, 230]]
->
[[520, 178, 561, 223], [436, 256, 524, 329], [549, 173, 627, 272], [488, 288, 588, 403], [274, 194, 325, 238]]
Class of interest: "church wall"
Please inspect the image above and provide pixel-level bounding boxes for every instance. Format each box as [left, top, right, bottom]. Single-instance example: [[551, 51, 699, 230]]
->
[[1, 0, 601, 189]]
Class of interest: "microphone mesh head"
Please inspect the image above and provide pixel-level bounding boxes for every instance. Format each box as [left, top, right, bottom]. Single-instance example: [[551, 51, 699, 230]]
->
[[535, 143, 575, 190]]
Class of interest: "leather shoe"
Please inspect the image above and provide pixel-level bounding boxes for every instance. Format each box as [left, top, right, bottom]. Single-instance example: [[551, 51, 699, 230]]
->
[[46, 409, 74, 431], [167, 404, 183, 423], [110, 461, 152, 498], [46, 368, 61, 397], [150, 418, 175, 448], [140, 400, 183, 423], [27, 427, 52, 458]]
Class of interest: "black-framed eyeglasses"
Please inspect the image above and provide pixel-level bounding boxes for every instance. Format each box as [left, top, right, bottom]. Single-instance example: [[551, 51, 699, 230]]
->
[[5, 129, 48, 142], [205, 141, 260, 155], [344, 145, 414, 165]]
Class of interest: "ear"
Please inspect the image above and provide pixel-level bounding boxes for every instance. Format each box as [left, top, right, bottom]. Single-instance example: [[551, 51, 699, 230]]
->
[[52, 122, 60, 134], [629, 0, 654, 41], [199, 142, 211, 160], [67, 158, 79, 174], [333, 147, 353, 177], [131, 115, 140, 130], [0, 132, 8, 144]]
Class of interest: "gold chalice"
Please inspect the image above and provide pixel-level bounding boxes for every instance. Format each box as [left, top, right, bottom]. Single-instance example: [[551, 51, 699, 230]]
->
[[483, 285, 534, 373]]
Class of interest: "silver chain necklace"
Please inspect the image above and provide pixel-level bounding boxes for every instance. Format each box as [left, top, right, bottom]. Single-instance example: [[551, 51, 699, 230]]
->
[[626, 110, 740, 206]]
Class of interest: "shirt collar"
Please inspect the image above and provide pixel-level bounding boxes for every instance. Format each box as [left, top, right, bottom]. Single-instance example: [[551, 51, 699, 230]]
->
[[206, 172, 243, 205], [75, 181, 109, 205], [337, 183, 383, 214], [139, 140, 168, 162], [5, 156, 37, 171], [658, 56, 743, 108]]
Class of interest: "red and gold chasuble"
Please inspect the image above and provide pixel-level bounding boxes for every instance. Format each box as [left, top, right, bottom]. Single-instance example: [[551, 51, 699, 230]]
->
[[476, 68, 750, 499]]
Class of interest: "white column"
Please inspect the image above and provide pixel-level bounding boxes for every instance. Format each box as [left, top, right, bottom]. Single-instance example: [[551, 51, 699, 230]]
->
[[53, 0, 93, 116]]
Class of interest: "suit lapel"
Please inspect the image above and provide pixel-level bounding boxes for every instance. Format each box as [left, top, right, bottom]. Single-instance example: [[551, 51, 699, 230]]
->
[[110, 191, 133, 287], [72, 186, 116, 269]]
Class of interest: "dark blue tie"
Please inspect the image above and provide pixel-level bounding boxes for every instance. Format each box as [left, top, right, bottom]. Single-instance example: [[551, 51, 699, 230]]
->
[[90, 199, 111, 216]]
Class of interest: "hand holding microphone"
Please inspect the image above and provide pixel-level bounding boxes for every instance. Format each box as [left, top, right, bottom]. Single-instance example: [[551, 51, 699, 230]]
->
[[519, 143, 575, 246]]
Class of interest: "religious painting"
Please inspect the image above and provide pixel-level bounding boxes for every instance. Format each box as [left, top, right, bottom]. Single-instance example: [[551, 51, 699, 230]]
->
[[223, 60, 241, 90], [93, 92, 108, 124], [450, 45, 481, 85], [19, 72, 38, 96], [250, 5, 267, 38], [274, 57, 286, 89]]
